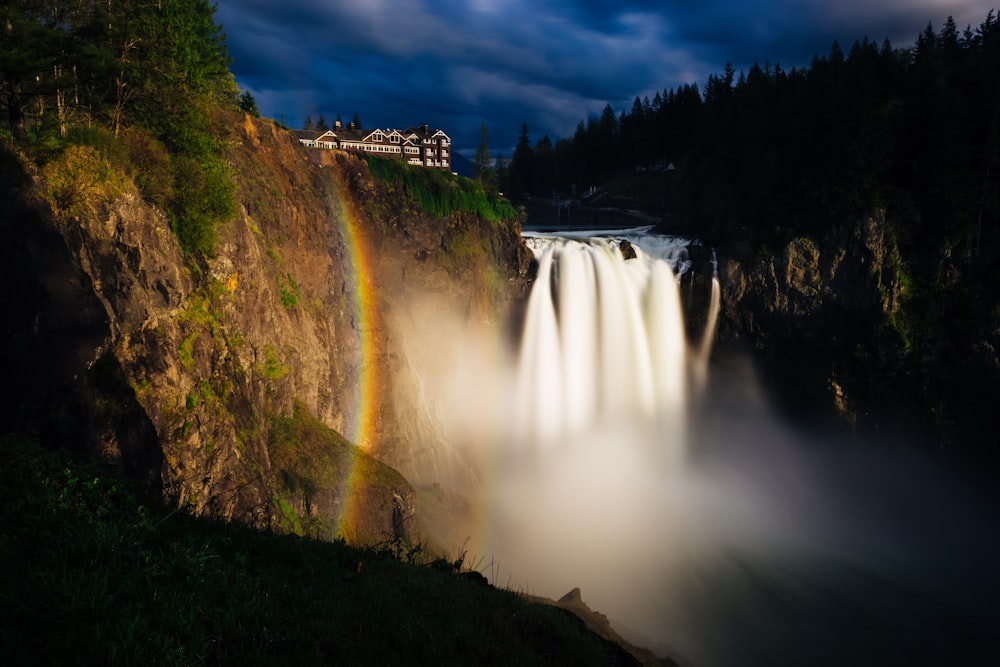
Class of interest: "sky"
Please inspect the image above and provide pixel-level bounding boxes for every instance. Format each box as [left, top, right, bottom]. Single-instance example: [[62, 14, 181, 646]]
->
[[218, 1, 996, 157]]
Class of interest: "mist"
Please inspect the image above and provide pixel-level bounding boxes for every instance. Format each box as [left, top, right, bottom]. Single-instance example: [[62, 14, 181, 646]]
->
[[389, 231, 998, 666]]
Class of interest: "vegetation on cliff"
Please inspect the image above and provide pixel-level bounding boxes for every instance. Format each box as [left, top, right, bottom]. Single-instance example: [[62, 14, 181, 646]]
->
[[2, 0, 239, 255], [0, 436, 638, 666], [365, 154, 517, 222]]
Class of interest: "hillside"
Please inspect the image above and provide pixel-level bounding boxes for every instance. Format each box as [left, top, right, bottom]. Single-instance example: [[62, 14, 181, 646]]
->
[[0, 435, 649, 665]]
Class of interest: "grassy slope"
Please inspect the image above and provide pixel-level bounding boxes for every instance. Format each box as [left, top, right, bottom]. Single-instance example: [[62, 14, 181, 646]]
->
[[0, 435, 637, 666]]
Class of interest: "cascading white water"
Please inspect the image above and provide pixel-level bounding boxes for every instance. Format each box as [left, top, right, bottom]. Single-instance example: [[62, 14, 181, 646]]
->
[[458, 228, 727, 650], [513, 232, 705, 451]]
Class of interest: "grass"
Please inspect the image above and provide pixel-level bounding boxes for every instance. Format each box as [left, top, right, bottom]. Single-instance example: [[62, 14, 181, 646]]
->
[[42, 144, 127, 219], [0, 435, 637, 666], [364, 155, 517, 221]]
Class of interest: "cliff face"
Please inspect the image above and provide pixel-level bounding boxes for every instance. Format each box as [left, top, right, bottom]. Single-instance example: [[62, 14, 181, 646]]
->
[[717, 209, 1000, 458], [0, 117, 530, 544]]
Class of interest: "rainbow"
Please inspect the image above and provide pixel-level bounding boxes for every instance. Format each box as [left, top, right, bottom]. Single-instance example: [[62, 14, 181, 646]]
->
[[337, 184, 380, 450], [327, 161, 384, 542]]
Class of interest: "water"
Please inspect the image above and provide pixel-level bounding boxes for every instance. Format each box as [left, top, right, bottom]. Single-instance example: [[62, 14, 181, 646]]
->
[[401, 227, 999, 666]]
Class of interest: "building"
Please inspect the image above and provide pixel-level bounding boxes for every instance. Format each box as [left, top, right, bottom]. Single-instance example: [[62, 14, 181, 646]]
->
[[294, 121, 451, 171]]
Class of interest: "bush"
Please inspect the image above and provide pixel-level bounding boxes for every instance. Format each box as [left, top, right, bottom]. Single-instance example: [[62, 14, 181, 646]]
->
[[169, 155, 236, 255], [122, 128, 174, 207], [42, 145, 126, 218]]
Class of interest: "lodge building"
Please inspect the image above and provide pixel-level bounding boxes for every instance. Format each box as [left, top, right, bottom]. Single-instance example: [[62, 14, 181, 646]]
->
[[294, 120, 451, 171]]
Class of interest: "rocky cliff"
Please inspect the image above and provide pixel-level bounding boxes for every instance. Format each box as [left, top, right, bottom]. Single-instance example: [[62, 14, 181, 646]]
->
[[1, 116, 530, 546], [716, 209, 1000, 461]]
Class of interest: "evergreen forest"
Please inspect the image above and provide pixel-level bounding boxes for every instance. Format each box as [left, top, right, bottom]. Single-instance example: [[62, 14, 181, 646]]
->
[[503, 13, 999, 256], [1, 0, 242, 254]]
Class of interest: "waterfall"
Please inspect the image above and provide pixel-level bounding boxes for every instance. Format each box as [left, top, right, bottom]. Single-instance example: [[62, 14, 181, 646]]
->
[[514, 230, 716, 452], [473, 228, 724, 645]]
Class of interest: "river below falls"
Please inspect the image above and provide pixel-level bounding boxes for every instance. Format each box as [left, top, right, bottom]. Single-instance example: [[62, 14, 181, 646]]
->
[[638, 351, 1000, 666]]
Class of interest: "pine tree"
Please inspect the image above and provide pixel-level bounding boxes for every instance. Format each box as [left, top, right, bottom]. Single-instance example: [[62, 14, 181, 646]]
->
[[473, 123, 493, 188], [0, 1, 90, 140], [510, 123, 534, 197], [238, 91, 259, 117]]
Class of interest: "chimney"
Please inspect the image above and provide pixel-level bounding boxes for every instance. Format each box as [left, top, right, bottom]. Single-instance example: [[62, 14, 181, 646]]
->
[[334, 119, 342, 130]]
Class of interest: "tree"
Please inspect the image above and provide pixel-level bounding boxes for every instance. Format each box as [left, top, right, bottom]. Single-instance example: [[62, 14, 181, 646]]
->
[[473, 122, 495, 189], [0, 1, 88, 141], [940, 16, 960, 51], [316, 114, 328, 131], [533, 134, 555, 194], [238, 90, 259, 117], [118, 0, 235, 144], [494, 151, 508, 194], [510, 123, 534, 197]]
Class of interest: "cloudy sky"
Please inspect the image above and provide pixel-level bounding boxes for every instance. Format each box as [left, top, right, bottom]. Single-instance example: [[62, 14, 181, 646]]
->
[[218, 1, 995, 156]]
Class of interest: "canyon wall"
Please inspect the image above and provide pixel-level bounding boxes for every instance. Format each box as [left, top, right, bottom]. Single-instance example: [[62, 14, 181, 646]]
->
[[0, 117, 530, 545]]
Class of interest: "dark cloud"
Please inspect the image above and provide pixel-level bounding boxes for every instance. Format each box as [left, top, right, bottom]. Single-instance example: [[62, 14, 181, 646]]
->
[[217, 1, 995, 155]]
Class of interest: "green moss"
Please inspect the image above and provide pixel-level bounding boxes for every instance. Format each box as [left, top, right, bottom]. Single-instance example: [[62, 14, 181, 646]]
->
[[266, 402, 409, 537], [447, 227, 486, 262], [259, 344, 290, 380], [278, 272, 300, 308], [274, 494, 304, 535], [179, 333, 198, 370]]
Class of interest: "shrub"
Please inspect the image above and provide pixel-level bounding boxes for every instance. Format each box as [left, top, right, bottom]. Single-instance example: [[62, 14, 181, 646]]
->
[[169, 154, 236, 255], [122, 128, 174, 207], [43, 145, 126, 218]]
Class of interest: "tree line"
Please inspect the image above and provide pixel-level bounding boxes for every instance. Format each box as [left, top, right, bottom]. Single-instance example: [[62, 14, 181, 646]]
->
[[1, 0, 244, 254], [302, 113, 362, 132], [501, 12, 999, 252]]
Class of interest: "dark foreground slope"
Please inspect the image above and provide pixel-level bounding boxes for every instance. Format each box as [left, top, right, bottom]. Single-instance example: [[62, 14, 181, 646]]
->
[[0, 435, 641, 666]]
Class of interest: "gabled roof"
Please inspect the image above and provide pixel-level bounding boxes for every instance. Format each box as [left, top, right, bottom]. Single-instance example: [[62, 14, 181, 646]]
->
[[403, 125, 450, 142], [294, 129, 338, 142], [334, 127, 392, 143], [294, 129, 324, 141], [332, 127, 365, 142]]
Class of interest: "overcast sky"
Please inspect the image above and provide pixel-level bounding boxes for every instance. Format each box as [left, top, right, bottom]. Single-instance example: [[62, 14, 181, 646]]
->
[[218, 1, 996, 156]]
